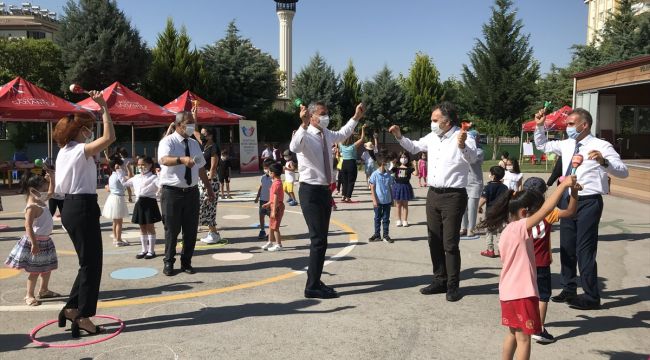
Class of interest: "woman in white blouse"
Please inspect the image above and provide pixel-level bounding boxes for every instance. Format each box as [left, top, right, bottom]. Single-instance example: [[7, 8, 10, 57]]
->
[[52, 91, 115, 338]]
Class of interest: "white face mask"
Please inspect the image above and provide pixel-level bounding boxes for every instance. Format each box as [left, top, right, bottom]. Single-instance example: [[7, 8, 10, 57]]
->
[[185, 124, 195, 136], [400, 157, 408, 164], [430, 121, 445, 136], [284, 157, 290, 161], [506, 166, 514, 171], [221, 156, 227, 161], [318, 115, 330, 129]]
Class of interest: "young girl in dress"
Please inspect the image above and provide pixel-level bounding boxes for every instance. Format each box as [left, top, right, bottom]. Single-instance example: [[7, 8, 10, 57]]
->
[[477, 175, 578, 360], [504, 158, 523, 191], [417, 152, 427, 187], [122, 156, 161, 259], [5, 172, 60, 306], [102, 156, 129, 247], [391, 151, 417, 227]]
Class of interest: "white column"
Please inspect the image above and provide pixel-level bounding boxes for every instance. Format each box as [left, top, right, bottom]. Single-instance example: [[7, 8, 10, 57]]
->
[[277, 10, 294, 99]]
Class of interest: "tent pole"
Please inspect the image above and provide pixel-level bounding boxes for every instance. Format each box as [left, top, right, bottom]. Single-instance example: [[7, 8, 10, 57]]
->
[[519, 128, 524, 162], [545, 131, 549, 171], [131, 124, 135, 158]]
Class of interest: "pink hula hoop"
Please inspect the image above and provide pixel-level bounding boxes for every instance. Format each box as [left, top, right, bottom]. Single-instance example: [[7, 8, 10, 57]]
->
[[29, 314, 125, 348]]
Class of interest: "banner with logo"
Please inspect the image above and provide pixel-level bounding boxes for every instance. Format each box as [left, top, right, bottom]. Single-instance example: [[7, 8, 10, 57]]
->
[[239, 119, 259, 173]]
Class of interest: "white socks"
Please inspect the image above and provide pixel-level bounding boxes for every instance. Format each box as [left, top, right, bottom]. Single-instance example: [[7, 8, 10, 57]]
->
[[139, 235, 147, 253], [147, 234, 156, 254]]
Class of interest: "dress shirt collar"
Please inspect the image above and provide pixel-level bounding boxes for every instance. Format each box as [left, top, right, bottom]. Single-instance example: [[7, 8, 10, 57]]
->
[[576, 133, 593, 146], [307, 124, 324, 135], [171, 131, 188, 143], [440, 126, 459, 140]]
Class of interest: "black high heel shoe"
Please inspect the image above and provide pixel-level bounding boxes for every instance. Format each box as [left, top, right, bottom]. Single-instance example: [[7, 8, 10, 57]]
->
[[71, 316, 105, 338], [58, 309, 75, 328]]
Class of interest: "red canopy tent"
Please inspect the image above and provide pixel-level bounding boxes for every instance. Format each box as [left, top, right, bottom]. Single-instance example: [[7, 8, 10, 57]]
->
[[0, 76, 90, 157], [520, 105, 572, 170], [163, 90, 243, 125], [77, 81, 175, 157]]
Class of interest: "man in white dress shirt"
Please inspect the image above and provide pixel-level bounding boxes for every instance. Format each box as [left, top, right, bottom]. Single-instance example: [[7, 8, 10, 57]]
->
[[389, 101, 477, 302], [290, 101, 365, 299], [158, 110, 216, 276], [534, 108, 627, 310]]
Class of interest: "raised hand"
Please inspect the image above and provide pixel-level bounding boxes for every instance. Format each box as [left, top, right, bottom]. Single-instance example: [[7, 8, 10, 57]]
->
[[388, 125, 402, 139], [88, 90, 106, 108], [353, 103, 365, 121], [458, 129, 467, 149], [299, 105, 310, 127], [534, 108, 546, 126]]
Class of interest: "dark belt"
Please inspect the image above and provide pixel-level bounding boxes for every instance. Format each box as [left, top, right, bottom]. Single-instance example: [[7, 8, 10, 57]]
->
[[578, 194, 602, 201], [64, 194, 98, 200], [162, 185, 198, 193], [429, 187, 466, 194], [299, 182, 330, 189]]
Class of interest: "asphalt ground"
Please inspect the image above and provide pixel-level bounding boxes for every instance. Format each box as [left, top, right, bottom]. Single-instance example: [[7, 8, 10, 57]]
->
[[0, 173, 648, 359]]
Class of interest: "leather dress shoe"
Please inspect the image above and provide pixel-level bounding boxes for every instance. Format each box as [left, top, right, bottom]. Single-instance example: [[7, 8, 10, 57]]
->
[[180, 265, 196, 274], [320, 282, 336, 294], [163, 263, 174, 276], [304, 287, 339, 299], [446, 287, 461, 302], [550, 290, 577, 303], [420, 283, 447, 295], [568, 295, 600, 310]]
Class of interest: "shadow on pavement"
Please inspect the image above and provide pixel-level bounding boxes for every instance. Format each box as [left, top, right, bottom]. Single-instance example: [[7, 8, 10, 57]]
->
[[546, 311, 650, 341]]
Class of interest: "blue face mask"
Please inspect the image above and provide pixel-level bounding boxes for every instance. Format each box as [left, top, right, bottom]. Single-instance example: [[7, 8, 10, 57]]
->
[[566, 126, 579, 140]]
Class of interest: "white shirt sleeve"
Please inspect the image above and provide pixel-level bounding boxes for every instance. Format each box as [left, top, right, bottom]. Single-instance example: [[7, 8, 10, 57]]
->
[[289, 126, 307, 153], [158, 136, 172, 163], [460, 136, 478, 163], [599, 140, 628, 178], [398, 133, 432, 154], [534, 125, 562, 154], [328, 119, 358, 144]]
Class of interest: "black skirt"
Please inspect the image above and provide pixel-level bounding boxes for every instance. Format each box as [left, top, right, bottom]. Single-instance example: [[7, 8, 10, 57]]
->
[[131, 197, 162, 225]]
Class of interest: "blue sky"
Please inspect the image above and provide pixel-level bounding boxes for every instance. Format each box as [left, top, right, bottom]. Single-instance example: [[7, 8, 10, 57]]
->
[[25, 0, 587, 81]]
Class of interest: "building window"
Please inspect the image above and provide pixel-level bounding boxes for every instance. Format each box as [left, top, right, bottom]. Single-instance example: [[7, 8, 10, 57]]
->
[[618, 106, 650, 135], [26, 31, 46, 39]]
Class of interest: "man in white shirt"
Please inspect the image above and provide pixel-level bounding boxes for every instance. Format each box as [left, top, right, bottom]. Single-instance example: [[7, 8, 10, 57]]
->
[[261, 144, 273, 164], [290, 101, 365, 299], [389, 101, 477, 302], [158, 110, 216, 276], [534, 108, 627, 310]]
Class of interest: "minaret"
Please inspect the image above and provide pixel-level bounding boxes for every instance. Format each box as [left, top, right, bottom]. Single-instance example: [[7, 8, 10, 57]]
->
[[275, 0, 297, 99]]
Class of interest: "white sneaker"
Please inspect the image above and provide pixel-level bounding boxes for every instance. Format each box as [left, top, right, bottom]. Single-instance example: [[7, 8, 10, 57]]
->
[[201, 232, 219, 244], [267, 244, 283, 252], [403, 221, 409, 227], [261, 241, 273, 250], [396, 220, 402, 227]]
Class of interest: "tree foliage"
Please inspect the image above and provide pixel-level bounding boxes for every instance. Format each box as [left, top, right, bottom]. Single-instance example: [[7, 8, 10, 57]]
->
[[144, 18, 202, 104], [339, 59, 361, 121], [461, 0, 539, 134], [362, 66, 407, 137], [201, 21, 280, 119], [58, 0, 150, 95], [0, 38, 64, 94], [403, 53, 443, 132]]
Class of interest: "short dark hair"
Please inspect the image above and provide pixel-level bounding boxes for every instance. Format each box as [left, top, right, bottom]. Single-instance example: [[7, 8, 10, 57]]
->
[[109, 154, 124, 169], [501, 151, 510, 159], [263, 158, 274, 168], [269, 163, 282, 176], [221, 149, 229, 155], [523, 177, 548, 195], [432, 101, 459, 126], [489, 166, 505, 181], [569, 108, 593, 128], [20, 173, 45, 195], [375, 150, 389, 167]]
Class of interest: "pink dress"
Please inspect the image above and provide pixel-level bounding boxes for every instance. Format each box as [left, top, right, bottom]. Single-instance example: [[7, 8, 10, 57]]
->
[[417, 159, 427, 179]]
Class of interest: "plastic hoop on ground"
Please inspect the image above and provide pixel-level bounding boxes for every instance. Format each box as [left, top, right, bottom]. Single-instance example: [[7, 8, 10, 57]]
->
[[29, 314, 124, 348]]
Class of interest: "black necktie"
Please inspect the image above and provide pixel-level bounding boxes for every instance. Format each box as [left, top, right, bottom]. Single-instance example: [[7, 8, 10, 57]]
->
[[564, 142, 583, 176], [183, 138, 192, 185], [320, 132, 332, 184]]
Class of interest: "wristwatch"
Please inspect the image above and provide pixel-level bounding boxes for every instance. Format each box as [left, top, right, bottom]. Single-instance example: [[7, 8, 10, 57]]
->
[[602, 158, 609, 168], [176, 157, 181, 165]]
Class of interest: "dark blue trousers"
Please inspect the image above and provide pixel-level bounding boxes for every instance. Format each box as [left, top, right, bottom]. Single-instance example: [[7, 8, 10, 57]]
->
[[559, 194, 604, 302], [373, 203, 391, 236], [299, 183, 333, 291]]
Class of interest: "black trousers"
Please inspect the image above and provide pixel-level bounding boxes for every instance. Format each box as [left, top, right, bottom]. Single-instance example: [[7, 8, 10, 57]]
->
[[559, 194, 604, 302], [61, 194, 102, 317], [426, 188, 467, 289], [299, 183, 332, 290], [161, 186, 200, 266], [48, 198, 64, 216], [340, 159, 358, 198]]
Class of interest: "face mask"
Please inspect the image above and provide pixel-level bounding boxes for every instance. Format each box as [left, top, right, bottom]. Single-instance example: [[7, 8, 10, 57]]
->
[[430, 121, 445, 136], [185, 124, 195, 136], [506, 166, 514, 171], [284, 157, 290, 161], [221, 156, 227, 161], [318, 115, 330, 129], [200, 135, 207, 143], [566, 126, 583, 140], [264, 169, 269, 175], [400, 157, 408, 164], [83, 128, 94, 144]]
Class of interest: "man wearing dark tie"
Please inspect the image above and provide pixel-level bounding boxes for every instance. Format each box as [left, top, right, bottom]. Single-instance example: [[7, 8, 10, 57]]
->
[[534, 108, 628, 310], [158, 109, 215, 276], [290, 101, 365, 299]]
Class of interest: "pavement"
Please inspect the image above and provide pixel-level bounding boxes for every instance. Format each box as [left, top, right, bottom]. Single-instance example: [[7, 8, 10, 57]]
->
[[0, 173, 648, 359]]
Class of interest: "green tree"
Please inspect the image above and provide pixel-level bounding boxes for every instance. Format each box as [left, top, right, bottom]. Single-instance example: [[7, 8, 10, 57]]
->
[[461, 0, 539, 135], [58, 0, 150, 95], [0, 39, 64, 94], [339, 59, 361, 122], [440, 76, 469, 118], [144, 18, 203, 104], [362, 66, 407, 141], [293, 52, 341, 124], [201, 21, 280, 119], [598, 0, 648, 63], [403, 53, 443, 134]]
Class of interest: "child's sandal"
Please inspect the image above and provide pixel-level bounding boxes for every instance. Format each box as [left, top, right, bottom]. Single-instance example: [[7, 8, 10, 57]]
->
[[25, 296, 41, 306], [38, 290, 61, 299]]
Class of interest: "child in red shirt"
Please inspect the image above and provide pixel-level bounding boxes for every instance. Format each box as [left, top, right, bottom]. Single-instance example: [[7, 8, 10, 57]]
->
[[477, 175, 579, 360], [522, 177, 578, 344], [262, 163, 285, 252]]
